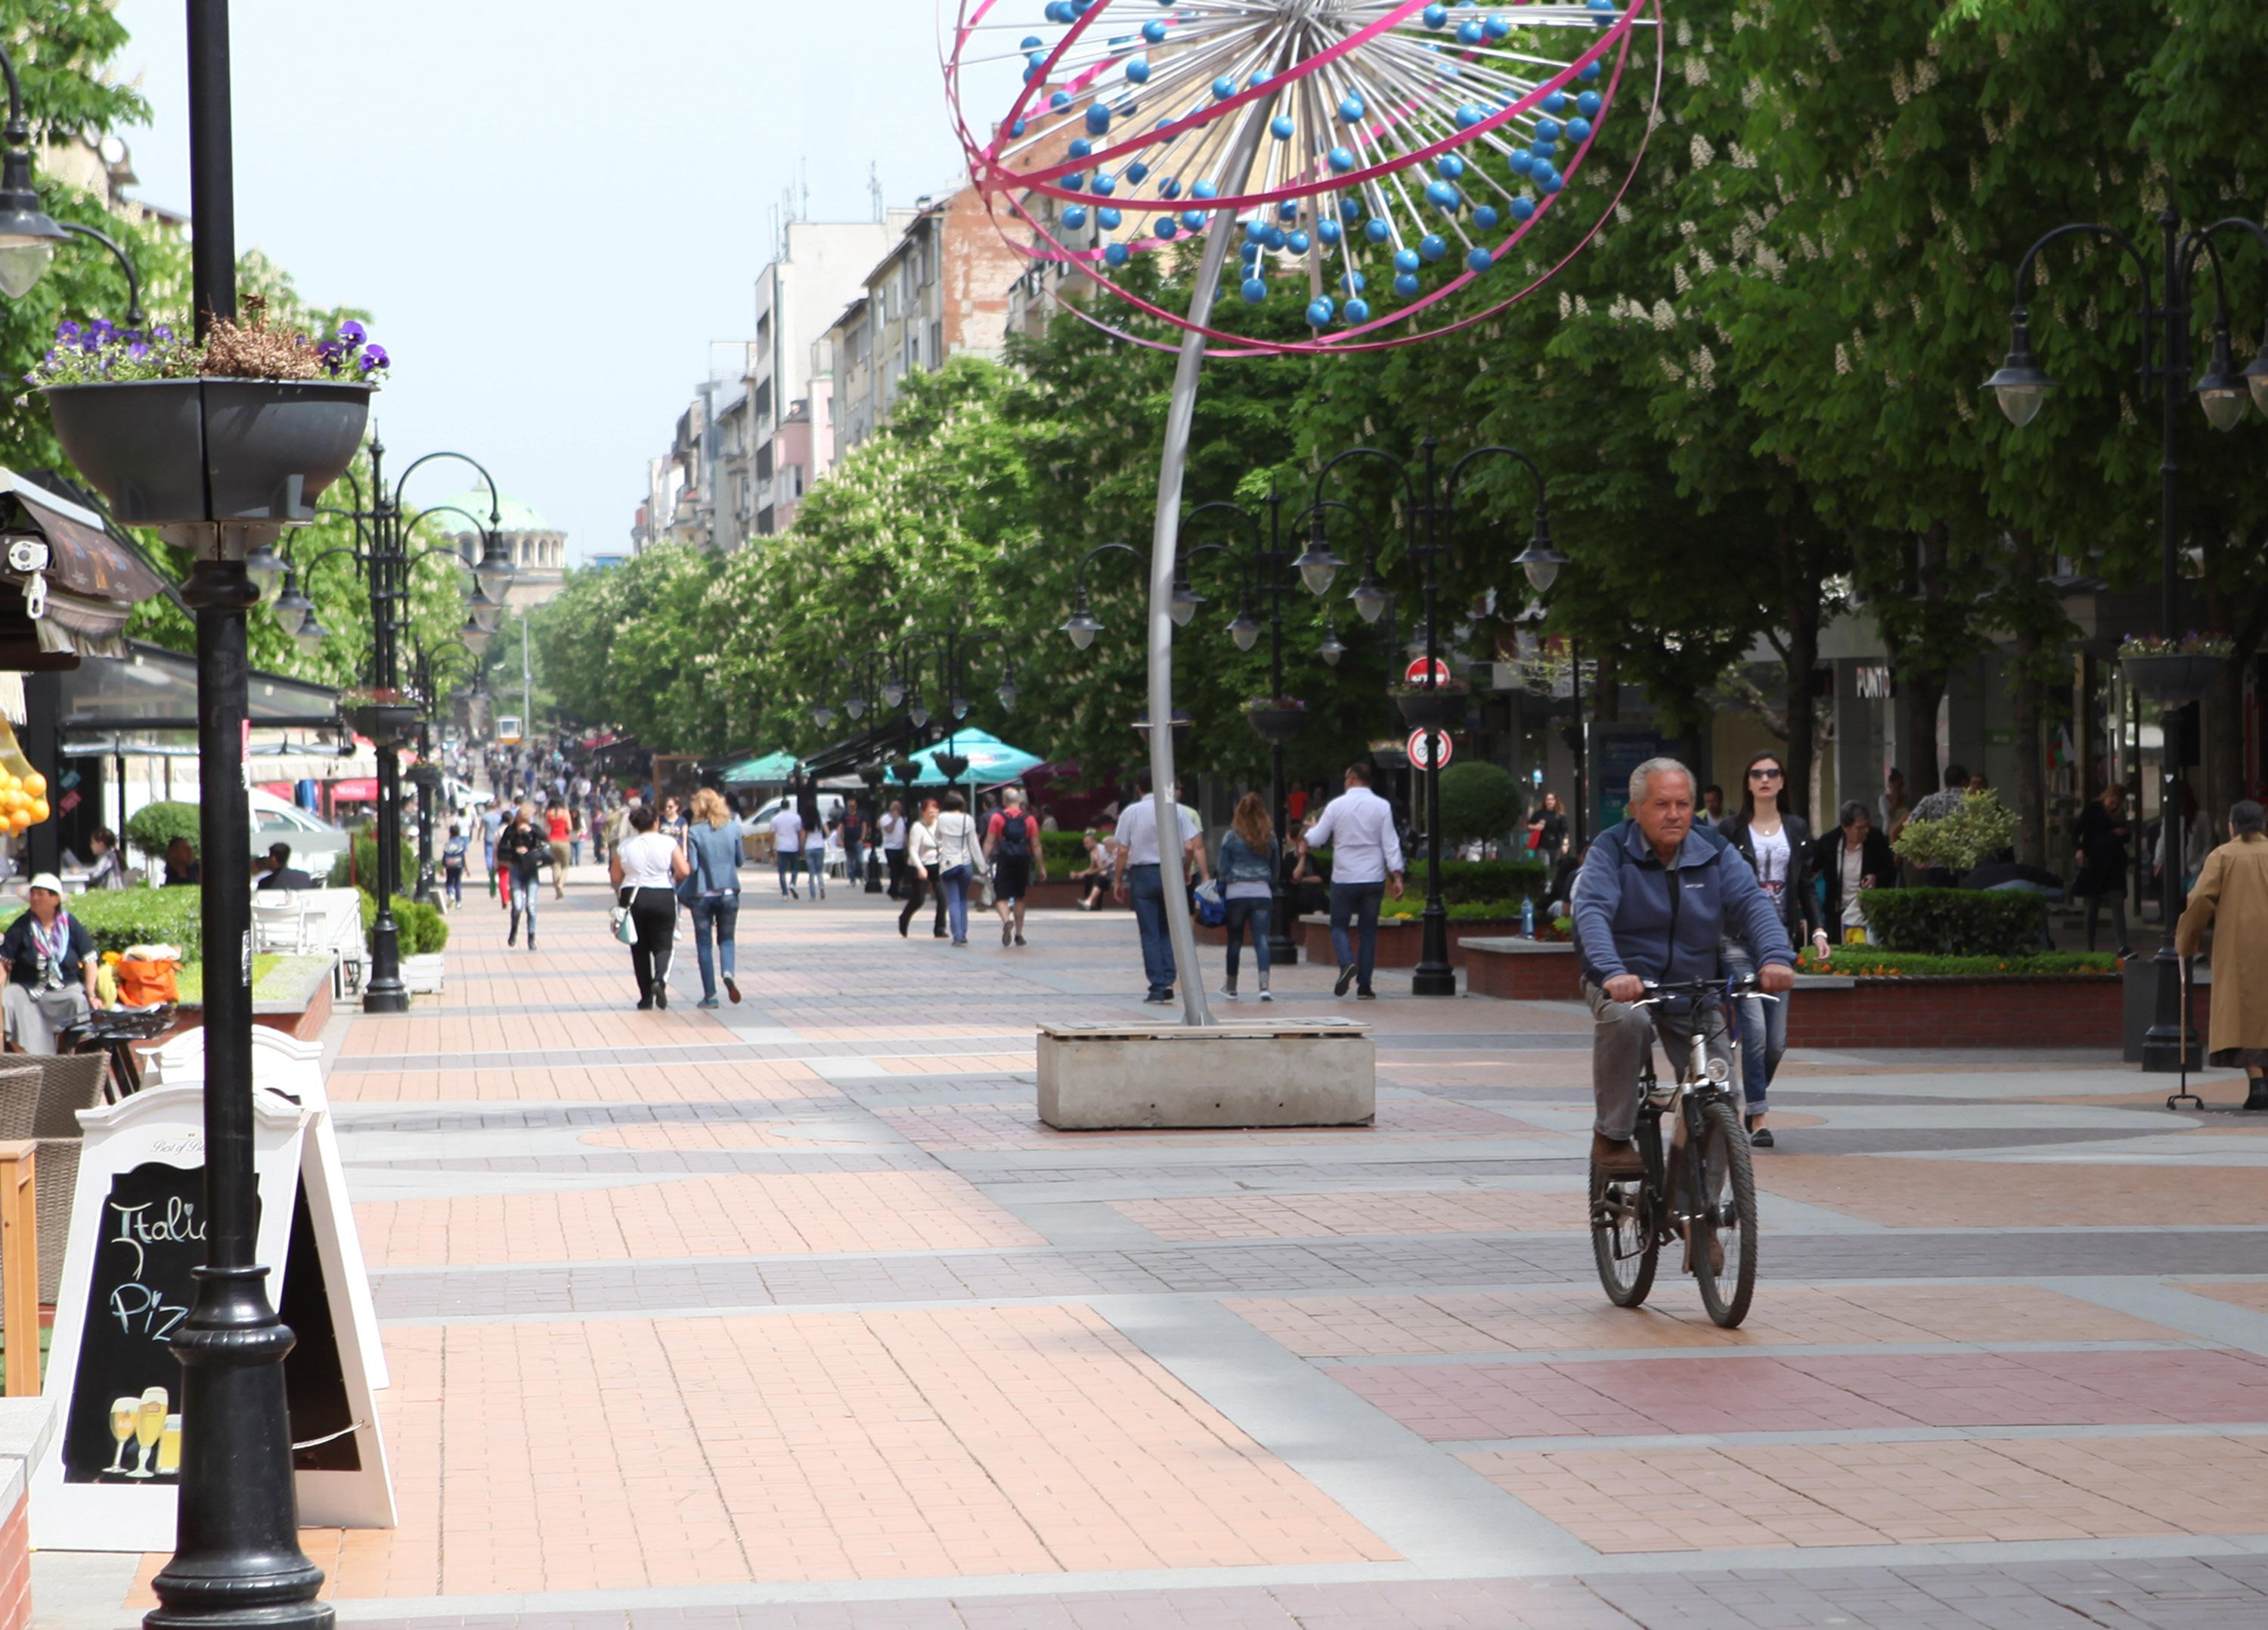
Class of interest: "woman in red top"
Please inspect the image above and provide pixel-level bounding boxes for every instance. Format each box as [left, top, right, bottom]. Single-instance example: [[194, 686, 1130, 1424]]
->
[[545, 802, 572, 900]]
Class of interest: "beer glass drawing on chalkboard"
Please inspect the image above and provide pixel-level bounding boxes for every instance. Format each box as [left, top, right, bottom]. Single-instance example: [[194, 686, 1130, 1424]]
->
[[129, 1387, 166, 1478], [156, 1413, 180, 1475], [105, 1397, 137, 1474]]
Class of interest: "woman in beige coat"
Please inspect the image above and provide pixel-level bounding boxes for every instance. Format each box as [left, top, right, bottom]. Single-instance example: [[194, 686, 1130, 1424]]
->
[[2175, 799, 2268, 1111]]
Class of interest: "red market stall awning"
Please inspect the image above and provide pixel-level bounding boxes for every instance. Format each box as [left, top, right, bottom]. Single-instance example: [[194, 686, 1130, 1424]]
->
[[330, 779, 378, 802]]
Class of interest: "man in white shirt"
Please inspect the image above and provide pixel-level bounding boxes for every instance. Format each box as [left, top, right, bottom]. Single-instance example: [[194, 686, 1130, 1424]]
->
[[1111, 770, 1207, 1004], [770, 804, 806, 899], [1298, 761, 1406, 999]]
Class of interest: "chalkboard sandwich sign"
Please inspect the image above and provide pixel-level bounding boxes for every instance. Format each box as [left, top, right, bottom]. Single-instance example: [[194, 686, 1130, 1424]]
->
[[32, 1086, 306, 1552]]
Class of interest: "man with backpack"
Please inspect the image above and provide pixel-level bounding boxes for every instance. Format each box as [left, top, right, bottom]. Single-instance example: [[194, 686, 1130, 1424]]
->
[[984, 786, 1049, 947]]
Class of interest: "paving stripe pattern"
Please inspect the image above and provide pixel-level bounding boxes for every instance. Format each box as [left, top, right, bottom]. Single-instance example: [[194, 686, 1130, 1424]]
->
[[56, 870, 2268, 1629]]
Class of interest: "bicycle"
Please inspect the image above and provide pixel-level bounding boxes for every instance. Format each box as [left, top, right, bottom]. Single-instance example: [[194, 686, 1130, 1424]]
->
[[1588, 975, 1765, 1328]]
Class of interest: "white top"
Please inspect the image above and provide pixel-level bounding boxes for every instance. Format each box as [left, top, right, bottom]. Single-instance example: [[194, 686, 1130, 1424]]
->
[[881, 813, 906, 851], [1751, 823, 1790, 902], [770, 808, 807, 852], [934, 810, 983, 871], [1303, 786, 1405, 884], [1114, 796, 1199, 867], [616, 832, 680, 891], [907, 819, 940, 871], [1839, 838, 1866, 925]]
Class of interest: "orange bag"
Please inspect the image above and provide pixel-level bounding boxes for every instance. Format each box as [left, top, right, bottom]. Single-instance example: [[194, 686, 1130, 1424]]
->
[[115, 958, 180, 1006]]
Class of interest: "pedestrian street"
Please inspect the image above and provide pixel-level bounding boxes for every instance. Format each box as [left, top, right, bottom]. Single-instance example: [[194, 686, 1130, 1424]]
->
[[42, 872, 2268, 1629]]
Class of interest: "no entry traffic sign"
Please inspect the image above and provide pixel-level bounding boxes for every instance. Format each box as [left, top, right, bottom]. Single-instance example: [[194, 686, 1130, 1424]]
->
[[1404, 656, 1452, 686], [1408, 727, 1453, 770]]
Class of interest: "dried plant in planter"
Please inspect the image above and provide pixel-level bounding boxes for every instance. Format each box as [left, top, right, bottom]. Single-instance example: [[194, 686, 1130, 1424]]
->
[[26, 293, 389, 387]]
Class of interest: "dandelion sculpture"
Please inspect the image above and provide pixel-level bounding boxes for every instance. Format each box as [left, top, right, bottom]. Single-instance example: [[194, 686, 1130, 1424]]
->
[[947, 0, 1663, 1024]]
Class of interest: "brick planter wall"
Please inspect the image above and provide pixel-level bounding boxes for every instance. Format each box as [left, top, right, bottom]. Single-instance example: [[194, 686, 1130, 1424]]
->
[[1784, 974, 2124, 1050], [1466, 939, 1582, 1001]]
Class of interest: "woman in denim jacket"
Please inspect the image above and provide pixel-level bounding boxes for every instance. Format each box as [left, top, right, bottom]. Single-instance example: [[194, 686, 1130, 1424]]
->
[[1217, 792, 1280, 1002]]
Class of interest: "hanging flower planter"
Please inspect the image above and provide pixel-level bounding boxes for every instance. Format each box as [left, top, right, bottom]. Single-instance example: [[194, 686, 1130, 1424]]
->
[[33, 302, 383, 526], [2118, 637, 2229, 707], [857, 764, 888, 788], [888, 758, 921, 785], [1393, 685, 1469, 732], [342, 689, 420, 746], [933, 752, 971, 782], [1241, 696, 1307, 745]]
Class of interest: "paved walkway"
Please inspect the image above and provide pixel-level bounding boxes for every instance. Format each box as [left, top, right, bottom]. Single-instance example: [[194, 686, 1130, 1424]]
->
[[41, 869, 2268, 1628]]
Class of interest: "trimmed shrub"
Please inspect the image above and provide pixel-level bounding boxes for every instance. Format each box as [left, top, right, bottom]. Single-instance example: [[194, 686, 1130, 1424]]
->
[[0, 886, 203, 960], [1437, 858, 1549, 907], [1437, 762, 1522, 848], [332, 827, 417, 897], [1893, 789, 2019, 875], [356, 894, 449, 956], [1864, 888, 2046, 957], [1041, 831, 1091, 872], [123, 801, 201, 862]]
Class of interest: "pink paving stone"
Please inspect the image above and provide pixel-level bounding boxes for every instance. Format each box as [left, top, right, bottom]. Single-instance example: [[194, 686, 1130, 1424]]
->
[[1337, 1349, 2268, 1442]]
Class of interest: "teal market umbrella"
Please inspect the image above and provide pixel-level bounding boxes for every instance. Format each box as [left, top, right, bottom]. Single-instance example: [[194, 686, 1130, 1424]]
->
[[714, 749, 801, 786], [906, 727, 1044, 786]]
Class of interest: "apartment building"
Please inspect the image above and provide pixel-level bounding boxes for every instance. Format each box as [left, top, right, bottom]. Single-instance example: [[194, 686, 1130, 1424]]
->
[[823, 183, 1030, 457]]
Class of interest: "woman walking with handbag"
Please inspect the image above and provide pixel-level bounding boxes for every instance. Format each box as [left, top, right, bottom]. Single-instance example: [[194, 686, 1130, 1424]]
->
[[684, 788, 745, 1009], [1718, 751, 1830, 1145], [610, 803, 689, 1010], [932, 792, 985, 947], [1216, 792, 1279, 1001], [899, 797, 943, 939]]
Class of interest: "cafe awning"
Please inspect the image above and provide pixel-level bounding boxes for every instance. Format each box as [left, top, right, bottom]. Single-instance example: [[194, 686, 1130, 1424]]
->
[[900, 728, 1045, 786], [0, 471, 172, 670], [57, 640, 343, 738]]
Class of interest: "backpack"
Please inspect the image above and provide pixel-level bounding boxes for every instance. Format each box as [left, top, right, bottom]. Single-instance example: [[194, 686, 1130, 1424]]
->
[[996, 813, 1034, 860]]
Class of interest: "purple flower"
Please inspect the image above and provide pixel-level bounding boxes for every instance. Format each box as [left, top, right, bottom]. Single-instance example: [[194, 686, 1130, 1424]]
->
[[359, 344, 389, 372], [151, 324, 173, 341], [54, 320, 79, 342], [336, 319, 366, 346], [127, 341, 150, 361]]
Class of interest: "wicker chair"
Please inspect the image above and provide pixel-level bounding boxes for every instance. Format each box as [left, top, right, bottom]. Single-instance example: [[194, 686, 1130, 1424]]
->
[[0, 1055, 105, 1303]]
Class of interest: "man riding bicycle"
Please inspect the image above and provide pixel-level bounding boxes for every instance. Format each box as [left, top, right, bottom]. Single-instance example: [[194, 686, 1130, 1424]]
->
[[1573, 758, 1796, 1179]]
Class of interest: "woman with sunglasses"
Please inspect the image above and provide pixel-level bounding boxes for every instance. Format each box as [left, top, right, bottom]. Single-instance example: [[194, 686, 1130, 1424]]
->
[[1717, 751, 1830, 1145]]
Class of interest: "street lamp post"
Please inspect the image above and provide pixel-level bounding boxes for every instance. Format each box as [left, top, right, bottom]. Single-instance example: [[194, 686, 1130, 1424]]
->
[[1318, 436, 1559, 997], [1986, 206, 2268, 1073], [267, 466, 513, 1011], [405, 640, 488, 903], [872, 627, 1013, 805]]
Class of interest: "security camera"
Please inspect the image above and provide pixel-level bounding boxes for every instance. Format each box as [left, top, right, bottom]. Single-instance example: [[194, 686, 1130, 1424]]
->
[[4, 536, 48, 575]]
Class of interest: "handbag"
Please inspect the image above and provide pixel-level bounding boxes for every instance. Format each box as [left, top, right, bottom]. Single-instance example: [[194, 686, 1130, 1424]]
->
[[609, 905, 635, 945]]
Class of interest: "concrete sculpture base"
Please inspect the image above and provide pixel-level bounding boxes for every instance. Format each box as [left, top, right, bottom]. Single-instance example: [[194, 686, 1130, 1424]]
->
[[1036, 1018, 1374, 1130]]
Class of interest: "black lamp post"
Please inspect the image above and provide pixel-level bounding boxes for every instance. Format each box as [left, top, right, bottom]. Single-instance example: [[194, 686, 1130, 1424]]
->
[[268, 467, 513, 1010], [404, 640, 488, 903], [1987, 208, 2268, 1074], [875, 627, 1011, 804], [1316, 435, 1556, 997], [1182, 492, 1344, 967]]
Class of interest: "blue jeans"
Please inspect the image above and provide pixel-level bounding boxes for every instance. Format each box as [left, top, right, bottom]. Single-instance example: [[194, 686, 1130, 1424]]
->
[[690, 891, 739, 1002], [805, 849, 829, 894], [1723, 947, 1786, 1114], [777, 854, 801, 895], [1225, 897, 1271, 981], [444, 866, 463, 905], [1127, 863, 1175, 997], [1329, 881, 1387, 990], [940, 863, 972, 943]]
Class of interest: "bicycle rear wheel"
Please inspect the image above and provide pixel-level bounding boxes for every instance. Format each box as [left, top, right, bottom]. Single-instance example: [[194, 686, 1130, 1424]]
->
[[1691, 1096, 1758, 1328], [1590, 1151, 1658, 1308]]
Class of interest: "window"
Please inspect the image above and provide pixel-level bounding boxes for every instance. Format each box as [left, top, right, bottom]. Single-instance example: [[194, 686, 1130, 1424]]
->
[[756, 442, 773, 482], [929, 321, 943, 370], [754, 378, 772, 421]]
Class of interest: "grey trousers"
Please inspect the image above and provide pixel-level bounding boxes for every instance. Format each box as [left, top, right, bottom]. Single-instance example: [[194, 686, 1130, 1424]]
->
[[1584, 979, 1732, 1140]]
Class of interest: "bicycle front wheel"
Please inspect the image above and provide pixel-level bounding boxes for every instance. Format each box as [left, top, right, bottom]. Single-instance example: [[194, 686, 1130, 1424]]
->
[[1691, 1097, 1758, 1328], [1590, 1151, 1658, 1309]]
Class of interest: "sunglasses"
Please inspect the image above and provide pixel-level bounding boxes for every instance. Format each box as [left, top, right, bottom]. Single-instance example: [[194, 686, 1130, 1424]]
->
[[1748, 767, 1784, 781]]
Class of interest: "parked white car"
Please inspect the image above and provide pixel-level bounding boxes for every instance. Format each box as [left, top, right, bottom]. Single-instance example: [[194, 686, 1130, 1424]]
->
[[248, 788, 352, 871]]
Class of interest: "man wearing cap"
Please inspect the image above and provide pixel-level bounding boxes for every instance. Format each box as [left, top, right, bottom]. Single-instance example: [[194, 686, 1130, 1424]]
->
[[0, 873, 101, 1054]]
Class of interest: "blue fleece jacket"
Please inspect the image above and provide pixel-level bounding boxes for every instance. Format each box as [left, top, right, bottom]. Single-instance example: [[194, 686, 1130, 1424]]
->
[[1573, 820, 1795, 987]]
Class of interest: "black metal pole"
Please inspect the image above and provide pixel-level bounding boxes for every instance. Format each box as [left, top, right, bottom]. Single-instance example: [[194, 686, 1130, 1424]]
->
[[147, 5, 330, 1624], [2142, 206, 2198, 1071], [412, 704, 438, 906], [364, 451, 407, 1012], [1411, 442, 1455, 996]]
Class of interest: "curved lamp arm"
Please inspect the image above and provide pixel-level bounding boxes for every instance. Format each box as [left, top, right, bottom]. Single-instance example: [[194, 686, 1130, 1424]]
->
[[392, 450, 502, 531], [57, 220, 142, 327], [1311, 445, 1421, 521], [1997, 223, 2158, 401]]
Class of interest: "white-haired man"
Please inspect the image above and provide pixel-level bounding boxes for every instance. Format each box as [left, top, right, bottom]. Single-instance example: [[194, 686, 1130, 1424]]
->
[[1572, 758, 1796, 1176]]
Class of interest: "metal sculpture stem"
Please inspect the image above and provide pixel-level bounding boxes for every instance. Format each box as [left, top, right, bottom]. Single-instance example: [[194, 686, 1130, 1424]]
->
[[1147, 114, 1269, 1027]]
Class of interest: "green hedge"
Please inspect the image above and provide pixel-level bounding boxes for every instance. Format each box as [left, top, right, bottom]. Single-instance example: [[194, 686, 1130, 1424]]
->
[[1380, 897, 1534, 922], [1041, 831, 1092, 871], [1797, 946, 2115, 978], [123, 800, 200, 861], [331, 827, 417, 897], [0, 886, 203, 960], [1864, 888, 2046, 957], [356, 893, 450, 956]]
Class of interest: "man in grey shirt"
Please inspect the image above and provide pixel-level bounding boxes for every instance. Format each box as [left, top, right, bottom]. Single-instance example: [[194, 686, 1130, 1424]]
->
[[1298, 761, 1405, 999]]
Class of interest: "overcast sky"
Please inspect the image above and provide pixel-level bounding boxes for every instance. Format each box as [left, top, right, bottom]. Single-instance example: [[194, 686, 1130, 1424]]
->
[[111, 2, 1015, 559]]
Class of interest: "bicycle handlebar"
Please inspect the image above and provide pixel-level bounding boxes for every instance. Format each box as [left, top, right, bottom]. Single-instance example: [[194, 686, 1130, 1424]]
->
[[1635, 976, 1779, 1006]]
